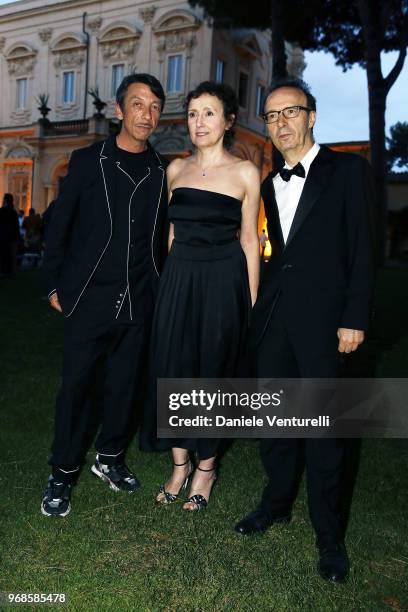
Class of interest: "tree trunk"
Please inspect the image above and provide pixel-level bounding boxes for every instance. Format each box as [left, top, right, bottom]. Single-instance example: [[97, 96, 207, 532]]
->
[[269, 0, 287, 171], [367, 83, 387, 264], [270, 0, 287, 81], [357, 0, 388, 264]]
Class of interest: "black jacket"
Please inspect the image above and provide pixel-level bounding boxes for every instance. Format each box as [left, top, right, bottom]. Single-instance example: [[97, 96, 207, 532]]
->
[[43, 135, 169, 317], [251, 146, 376, 356]]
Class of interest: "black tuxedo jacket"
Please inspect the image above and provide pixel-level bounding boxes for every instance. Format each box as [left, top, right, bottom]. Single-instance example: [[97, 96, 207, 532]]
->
[[251, 145, 376, 357], [43, 135, 169, 317]]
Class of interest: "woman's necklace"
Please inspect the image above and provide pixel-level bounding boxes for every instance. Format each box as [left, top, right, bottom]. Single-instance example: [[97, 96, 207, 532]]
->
[[200, 160, 220, 177], [200, 162, 211, 177]]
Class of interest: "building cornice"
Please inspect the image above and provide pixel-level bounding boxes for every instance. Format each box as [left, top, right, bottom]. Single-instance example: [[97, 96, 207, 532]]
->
[[0, 0, 106, 25]]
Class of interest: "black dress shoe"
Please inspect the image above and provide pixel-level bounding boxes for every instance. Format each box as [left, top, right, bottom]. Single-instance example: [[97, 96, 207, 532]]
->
[[234, 509, 291, 536], [318, 541, 349, 583]]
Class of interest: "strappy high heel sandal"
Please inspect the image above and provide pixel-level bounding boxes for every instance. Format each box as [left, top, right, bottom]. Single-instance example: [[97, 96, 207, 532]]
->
[[155, 458, 193, 506], [182, 465, 217, 512]]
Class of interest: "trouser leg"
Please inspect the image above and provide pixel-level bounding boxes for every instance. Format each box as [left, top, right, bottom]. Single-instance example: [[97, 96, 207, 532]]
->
[[95, 322, 148, 465], [296, 341, 343, 541], [49, 317, 108, 482], [255, 301, 344, 541], [256, 301, 301, 515], [305, 438, 344, 542]]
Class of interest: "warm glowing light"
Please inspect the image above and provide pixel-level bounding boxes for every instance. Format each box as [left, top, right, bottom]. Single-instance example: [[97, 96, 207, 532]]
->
[[263, 224, 272, 258]]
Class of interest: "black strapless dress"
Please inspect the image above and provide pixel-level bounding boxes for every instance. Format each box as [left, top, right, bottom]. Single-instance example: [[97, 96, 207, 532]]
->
[[140, 187, 251, 458]]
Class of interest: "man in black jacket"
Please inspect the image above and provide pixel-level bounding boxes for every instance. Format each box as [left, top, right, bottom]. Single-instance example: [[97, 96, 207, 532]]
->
[[234, 78, 375, 582], [41, 74, 168, 517]]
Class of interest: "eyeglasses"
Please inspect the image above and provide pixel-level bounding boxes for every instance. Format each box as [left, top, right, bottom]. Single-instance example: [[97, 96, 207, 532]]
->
[[262, 105, 311, 124]]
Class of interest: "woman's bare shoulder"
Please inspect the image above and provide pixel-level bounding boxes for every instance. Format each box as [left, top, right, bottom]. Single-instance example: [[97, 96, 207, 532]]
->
[[230, 158, 260, 183], [167, 157, 189, 182], [167, 157, 188, 173]]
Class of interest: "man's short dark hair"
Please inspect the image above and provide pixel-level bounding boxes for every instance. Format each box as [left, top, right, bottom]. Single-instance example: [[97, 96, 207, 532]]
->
[[184, 81, 239, 148], [116, 73, 166, 112], [264, 77, 316, 113]]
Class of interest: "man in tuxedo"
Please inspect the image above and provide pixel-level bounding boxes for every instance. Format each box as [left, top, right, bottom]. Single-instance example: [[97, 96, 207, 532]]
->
[[235, 78, 375, 582], [41, 74, 168, 517]]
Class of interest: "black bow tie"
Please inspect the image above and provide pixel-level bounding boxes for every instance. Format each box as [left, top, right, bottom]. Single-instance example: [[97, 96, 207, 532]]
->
[[278, 162, 306, 182]]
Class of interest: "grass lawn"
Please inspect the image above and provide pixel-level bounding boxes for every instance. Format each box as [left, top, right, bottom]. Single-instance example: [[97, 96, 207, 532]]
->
[[0, 268, 407, 611]]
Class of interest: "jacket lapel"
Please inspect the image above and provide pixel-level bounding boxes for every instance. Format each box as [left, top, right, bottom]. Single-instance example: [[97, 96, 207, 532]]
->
[[145, 146, 165, 227], [99, 137, 117, 232], [285, 146, 336, 249], [262, 173, 284, 251], [145, 145, 165, 277]]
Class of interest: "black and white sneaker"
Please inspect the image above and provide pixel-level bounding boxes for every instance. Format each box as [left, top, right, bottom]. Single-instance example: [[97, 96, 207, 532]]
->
[[41, 476, 72, 517], [91, 456, 140, 493]]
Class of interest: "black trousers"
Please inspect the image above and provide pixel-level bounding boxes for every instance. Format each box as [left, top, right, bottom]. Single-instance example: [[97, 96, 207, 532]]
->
[[49, 308, 149, 482], [255, 300, 343, 543]]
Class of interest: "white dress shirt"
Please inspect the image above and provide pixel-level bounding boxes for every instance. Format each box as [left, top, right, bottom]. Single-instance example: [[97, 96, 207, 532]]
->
[[273, 142, 320, 243]]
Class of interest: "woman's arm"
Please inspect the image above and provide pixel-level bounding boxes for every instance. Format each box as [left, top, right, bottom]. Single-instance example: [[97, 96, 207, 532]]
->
[[166, 158, 184, 252], [168, 222, 175, 252], [239, 161, 261, 306]]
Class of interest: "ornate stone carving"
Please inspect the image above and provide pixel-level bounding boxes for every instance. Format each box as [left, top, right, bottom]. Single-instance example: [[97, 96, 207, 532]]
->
[[98, 26, 141, 63], [6, 46, 38, 76], [157, 31, 196, 57], [101, 40, 136, 61], [53, 50, 85, 69], [286, 43, 306, 78], [153, 11, 200, 61], [10, 110, 32, 125], [51, 36, 86, 69], [87, 16, 103, 34], [39, 28, 53, 43], [7, 57, 36, 76], [139, 6, 156, 24], [0, 37, 6, 53]]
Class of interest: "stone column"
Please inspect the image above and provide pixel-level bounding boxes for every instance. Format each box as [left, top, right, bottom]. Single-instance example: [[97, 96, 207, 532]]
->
[[139, 6, 157, 73], [31, 152, 44, 213], [0, 37, 6, 127], [87, 16, 103, 117], [38, 28, 53, 103]]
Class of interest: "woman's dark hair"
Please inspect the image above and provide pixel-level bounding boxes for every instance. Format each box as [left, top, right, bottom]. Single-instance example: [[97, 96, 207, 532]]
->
[[184, 81, 238, 148], [116, 73, 166, 112], [264, 77, 316, 113], [2, 193, 14, 208]]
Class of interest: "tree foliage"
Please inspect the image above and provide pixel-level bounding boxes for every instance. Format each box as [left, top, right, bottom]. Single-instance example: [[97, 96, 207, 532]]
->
[[189, 0, 271, 29], [387, 122, 408, 170], [286, 0, 408, 70], [190, 0, 408, 75]]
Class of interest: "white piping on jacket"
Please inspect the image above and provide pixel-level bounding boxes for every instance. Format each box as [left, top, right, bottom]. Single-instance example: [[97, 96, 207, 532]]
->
[[115, 161, 151, 320], [64, 141, 112, 318], [151, 150, 165, 278]]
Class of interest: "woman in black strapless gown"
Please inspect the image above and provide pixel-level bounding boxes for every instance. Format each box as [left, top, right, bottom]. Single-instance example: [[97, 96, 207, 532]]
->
[[141, 82, 260, 510]]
